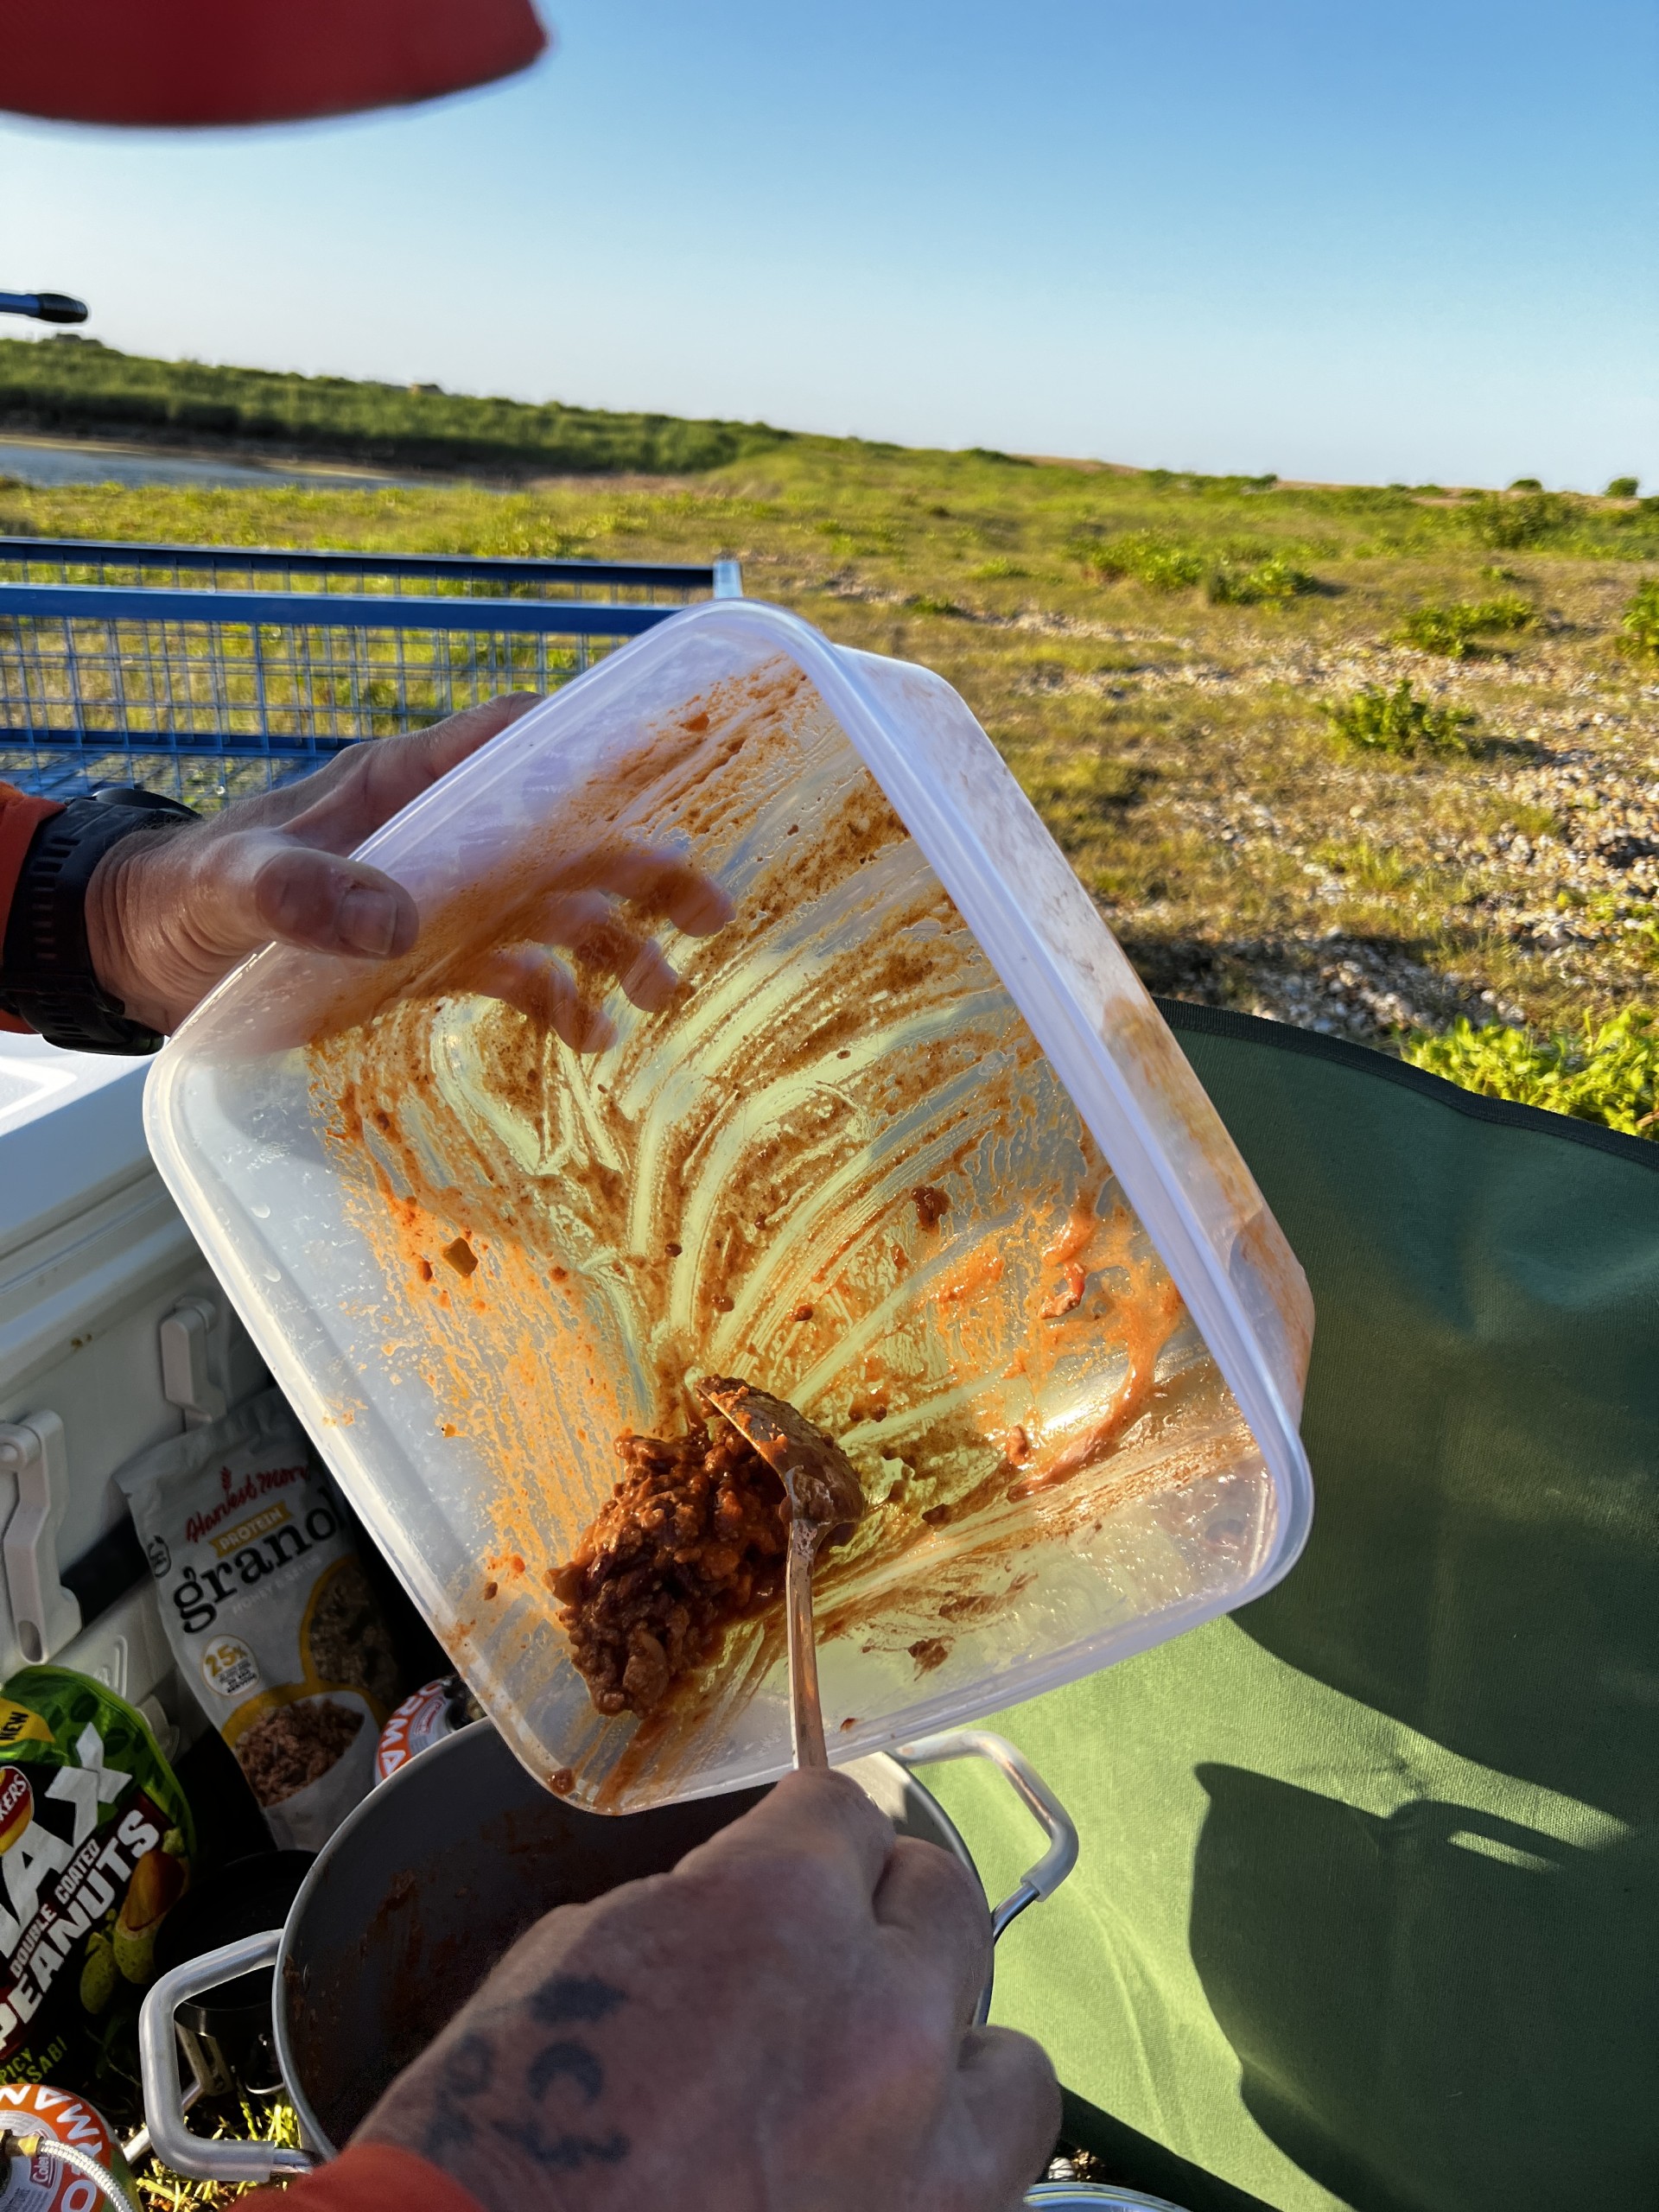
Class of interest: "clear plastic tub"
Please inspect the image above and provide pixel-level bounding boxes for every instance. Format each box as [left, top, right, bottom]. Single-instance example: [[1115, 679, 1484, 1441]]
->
[[145, 601, 1313, 1811]]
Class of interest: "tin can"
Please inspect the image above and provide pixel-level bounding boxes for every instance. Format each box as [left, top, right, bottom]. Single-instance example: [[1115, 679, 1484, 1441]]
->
[[0, 2082, 133, 2212], [373, 1675, 481, 1784]]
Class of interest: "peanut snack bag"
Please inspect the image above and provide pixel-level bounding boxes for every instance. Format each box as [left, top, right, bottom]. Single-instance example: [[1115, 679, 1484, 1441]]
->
[[0, 1666, 194, 2101]]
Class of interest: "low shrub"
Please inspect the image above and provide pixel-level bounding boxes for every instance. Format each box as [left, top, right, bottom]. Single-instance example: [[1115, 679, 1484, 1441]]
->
[[1323, 680, 1477, 758], [1508, 476, 1544, 492], [1140, 469, 1276, 493], [1620, 578, 1659, 659], [1136, 546, 1206, 591], [1404, 1008, 1659, 1138], [1395, 594, 1533, 658], [1077, 531, 1205, 592], [1206, 553, 1313, 605], [1606, 476, 1640, 499], [1467, 491, 1573, 550]]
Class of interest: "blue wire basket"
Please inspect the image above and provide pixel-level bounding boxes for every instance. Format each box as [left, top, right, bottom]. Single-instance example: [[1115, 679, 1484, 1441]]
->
[[0, 539, 742, 806]]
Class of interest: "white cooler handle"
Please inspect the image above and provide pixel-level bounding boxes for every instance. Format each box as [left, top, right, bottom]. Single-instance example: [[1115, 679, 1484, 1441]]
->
[[897, 1726, 1079, 2021], [138, 1930, 319, 2183]]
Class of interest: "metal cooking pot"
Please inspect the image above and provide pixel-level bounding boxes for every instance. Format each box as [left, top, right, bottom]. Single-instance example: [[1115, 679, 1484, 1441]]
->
[[140, 1722, 1076, 2187]]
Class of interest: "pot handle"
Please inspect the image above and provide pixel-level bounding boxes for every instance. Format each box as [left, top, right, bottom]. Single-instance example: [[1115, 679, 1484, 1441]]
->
[[895, 1728, 1078, 1940], [138, 1930, 319, 2183]]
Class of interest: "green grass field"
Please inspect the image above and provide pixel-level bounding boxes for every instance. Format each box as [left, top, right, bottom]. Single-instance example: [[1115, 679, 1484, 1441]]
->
[[3, 380, 1656, 1136]]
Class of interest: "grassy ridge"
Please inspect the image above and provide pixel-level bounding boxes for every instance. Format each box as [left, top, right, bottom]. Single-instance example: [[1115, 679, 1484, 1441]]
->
[[0, 339, 791, 476], [3, 432, 1656, 1134]]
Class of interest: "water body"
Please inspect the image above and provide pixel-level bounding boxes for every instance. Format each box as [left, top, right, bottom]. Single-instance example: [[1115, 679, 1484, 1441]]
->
[[0, 435, 412, 493]]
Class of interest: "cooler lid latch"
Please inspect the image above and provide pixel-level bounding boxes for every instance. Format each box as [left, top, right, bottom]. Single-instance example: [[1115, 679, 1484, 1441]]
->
[[159, 1297, 229, 1429], [0, 1410, 83, 1667]]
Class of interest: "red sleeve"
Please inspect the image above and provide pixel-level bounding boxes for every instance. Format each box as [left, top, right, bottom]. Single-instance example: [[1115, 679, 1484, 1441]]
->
[[242, 2144, 486, 2212], [0, 783, 64, 1035]]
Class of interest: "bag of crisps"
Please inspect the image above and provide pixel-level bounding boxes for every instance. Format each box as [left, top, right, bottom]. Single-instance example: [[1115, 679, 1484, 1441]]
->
[[0, 1668, 194, 2102]]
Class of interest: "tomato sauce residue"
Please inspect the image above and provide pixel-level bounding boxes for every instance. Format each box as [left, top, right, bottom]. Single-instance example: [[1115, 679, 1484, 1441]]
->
[[1038, 1195, 1096, 1318], [302, 654, 1262, 1810]]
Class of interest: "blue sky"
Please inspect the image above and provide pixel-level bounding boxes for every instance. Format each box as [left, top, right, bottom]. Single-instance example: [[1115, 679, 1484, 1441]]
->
[[1, 0, 1651, 486]]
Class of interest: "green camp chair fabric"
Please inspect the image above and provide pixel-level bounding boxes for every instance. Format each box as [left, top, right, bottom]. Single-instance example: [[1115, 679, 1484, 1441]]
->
[[920, 1003, 1659, 2212]]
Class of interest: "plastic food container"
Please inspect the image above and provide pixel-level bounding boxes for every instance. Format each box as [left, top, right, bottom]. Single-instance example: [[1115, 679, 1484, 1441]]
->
[[144, 601, 1313, 1812]]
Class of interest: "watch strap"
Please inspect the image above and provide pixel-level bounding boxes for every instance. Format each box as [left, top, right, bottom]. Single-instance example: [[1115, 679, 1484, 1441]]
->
[[0, 790, 198, 1054]]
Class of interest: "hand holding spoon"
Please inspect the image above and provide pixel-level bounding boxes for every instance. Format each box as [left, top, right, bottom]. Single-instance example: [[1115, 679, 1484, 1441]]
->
[[698, 1376, 864, 1769]]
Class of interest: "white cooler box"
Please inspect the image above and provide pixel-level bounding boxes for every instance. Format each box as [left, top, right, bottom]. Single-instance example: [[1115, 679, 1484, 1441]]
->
[[0, 1033, 267, 1755]]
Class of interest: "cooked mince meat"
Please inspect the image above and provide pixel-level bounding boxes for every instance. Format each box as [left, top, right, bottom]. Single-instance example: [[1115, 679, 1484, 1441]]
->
[[550, 1423, 789, 1717], [236, 1699, 364, 1807]]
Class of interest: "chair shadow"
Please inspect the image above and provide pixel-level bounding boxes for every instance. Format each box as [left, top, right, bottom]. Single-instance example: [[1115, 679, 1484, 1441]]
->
[[1156, 1022, 1659, 2208], [1189, 1764, 1659, 2211]]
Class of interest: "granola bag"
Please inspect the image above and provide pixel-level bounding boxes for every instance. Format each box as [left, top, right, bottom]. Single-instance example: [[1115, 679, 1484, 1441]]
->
[[0, 1667, 194, 2101], [118, 1389, 400, 1851]]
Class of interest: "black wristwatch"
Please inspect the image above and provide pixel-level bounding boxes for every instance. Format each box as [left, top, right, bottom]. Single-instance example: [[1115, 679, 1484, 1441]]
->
[[0, 786, 200, 1055]]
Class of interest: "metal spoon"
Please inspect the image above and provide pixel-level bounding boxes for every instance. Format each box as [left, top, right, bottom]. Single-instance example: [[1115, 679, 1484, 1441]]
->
[[697, 1376, 865, 1769]]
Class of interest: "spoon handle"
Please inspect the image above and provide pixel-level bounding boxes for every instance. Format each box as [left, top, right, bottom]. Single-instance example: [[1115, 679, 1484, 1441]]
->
[[785, 1520, 829, 1769]]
